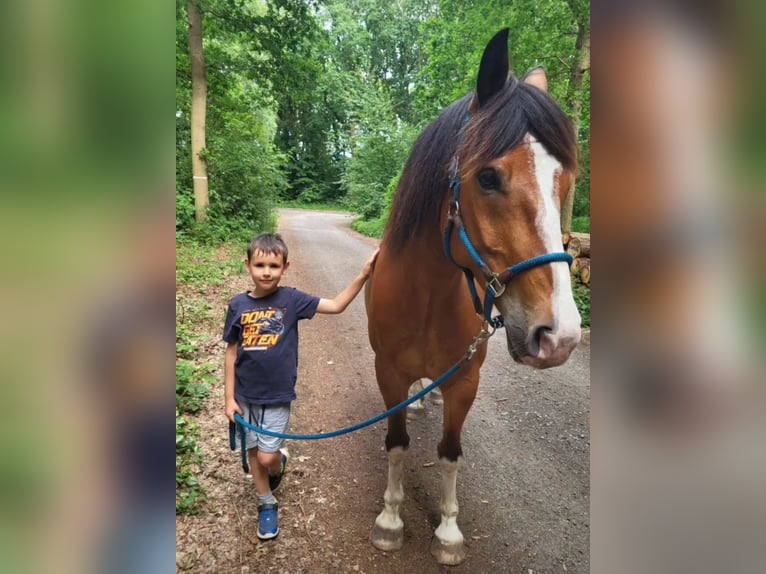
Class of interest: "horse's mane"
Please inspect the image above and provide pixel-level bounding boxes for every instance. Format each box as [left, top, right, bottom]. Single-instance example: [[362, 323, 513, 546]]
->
[[384, 79, 578, 252]]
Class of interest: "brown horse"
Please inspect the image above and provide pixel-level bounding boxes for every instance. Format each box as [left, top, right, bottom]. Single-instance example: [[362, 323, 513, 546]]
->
[[364, 29, 582, 565]]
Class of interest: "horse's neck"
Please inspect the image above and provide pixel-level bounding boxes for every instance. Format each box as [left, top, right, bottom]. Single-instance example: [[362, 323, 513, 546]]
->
[[407, 220, 467, 306]]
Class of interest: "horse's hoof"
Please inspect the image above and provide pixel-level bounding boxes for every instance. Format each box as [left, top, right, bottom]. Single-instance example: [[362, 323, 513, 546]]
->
[[371, 523, 403, 551], [430, 537, 467, 565]]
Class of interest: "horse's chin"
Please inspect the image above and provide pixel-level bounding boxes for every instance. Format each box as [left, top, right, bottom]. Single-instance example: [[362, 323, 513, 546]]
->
[[519, 352, 571, 369]]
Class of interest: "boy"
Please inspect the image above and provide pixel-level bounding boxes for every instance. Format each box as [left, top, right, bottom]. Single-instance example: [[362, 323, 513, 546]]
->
[[223, 233, 378, 540]]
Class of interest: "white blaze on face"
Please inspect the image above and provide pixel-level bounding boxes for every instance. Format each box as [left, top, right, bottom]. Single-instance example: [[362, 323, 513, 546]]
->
[[529, 137, 582, 346]]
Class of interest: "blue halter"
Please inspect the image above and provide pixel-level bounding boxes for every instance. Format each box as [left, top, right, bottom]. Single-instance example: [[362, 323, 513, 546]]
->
[[443, 122, 573, 328]]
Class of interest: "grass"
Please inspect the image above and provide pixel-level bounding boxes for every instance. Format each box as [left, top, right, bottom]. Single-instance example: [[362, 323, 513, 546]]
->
[[176, 242, 243, 288], [351, 216, 386, 238], [175, 238, 246, 514]]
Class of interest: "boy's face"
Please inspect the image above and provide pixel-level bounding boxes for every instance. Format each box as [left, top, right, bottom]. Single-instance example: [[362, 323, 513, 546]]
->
[[246, 250, 289, 294]]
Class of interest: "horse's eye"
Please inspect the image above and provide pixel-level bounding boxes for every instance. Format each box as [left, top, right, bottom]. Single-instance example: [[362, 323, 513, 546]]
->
[[477, 168, 501, 191]]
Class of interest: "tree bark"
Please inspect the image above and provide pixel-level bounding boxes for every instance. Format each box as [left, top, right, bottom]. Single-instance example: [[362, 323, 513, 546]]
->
[[188, 1, 209, 222], [561, 3, 590, 233]]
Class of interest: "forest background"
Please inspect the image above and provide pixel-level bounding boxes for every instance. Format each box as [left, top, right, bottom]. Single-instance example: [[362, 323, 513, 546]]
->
[[176, 0, 590, 242]]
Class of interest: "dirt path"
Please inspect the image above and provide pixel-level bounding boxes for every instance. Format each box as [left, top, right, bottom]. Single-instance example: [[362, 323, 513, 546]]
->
[[176, 209, 590, 573]]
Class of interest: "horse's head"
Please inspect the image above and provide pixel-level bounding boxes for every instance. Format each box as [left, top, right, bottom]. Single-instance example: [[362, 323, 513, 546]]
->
[[449, 29, 582, 368]]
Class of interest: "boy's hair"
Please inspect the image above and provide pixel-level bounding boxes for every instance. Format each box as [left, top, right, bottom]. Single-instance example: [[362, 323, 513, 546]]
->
[[247, 233, 289, 264]]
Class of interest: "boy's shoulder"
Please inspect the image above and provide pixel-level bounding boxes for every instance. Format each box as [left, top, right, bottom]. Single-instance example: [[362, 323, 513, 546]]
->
[[280, 286, 320, 301], [227, 292, 255, 309]]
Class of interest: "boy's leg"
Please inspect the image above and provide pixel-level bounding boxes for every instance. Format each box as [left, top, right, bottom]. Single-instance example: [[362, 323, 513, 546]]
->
[[238, 403, 290, 480], [246, 404, 291, 540], [247, 448, 280, 540], [247, 448, 280, 497], [253, 404, 291, 493]]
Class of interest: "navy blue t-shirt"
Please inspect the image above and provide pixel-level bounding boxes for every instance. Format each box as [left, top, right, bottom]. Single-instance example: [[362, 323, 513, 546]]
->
[[223, 287, 320, 405]]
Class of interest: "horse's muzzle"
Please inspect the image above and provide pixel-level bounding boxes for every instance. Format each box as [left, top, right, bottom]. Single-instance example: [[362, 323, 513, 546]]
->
[[505, 322, 581, 369]]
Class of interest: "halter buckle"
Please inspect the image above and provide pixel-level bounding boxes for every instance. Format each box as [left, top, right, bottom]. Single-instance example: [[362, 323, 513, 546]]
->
[[448, 200, 460, 217], [487, 275, 506, 298]]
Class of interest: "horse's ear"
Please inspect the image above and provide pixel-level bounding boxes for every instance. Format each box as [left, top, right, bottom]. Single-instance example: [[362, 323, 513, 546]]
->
[[523, 66, 548, 93], [475, 28, 511, 108]]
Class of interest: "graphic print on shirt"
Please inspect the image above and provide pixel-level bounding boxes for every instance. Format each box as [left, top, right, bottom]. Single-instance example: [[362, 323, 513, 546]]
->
[[240, 307, 286, 350]]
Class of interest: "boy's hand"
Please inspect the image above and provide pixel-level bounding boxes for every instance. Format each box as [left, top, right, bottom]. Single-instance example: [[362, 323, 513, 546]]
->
[[225, 398, 243, 423], [361, 247, 380, 279]]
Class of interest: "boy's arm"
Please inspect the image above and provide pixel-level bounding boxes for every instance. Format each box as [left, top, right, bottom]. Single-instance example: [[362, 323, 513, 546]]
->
[[224, 341, 242, 422], [316, 247, 379, 315]]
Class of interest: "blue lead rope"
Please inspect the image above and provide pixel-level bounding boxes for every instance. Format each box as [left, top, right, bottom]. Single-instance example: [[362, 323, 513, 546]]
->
[[232, 361, 461, 440], [229, 353, 479, 471]]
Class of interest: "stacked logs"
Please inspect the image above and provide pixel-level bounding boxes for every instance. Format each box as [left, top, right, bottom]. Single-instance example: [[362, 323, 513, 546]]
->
[[562, 231, 590, 286]]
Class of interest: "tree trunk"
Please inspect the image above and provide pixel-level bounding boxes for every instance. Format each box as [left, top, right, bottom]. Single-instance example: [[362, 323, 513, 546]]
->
[[566, 232, 591, 258], [561, 7, 590, 233], [579, 258, 591, 285], [188, 1, 209, 222], [570, 257, 590, 282]]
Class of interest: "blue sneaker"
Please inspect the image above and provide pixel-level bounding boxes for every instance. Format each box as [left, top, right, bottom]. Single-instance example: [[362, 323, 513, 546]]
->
[[257, 502, 279, 540], [268, 448, 290, 493]]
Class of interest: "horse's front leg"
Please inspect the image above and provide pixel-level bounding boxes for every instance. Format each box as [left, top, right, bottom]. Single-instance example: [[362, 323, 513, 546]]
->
[[431, 377, 477, 565], [371, 441, 407, 550], [371, 366, 410, 551], [432, 456, 465, 564]]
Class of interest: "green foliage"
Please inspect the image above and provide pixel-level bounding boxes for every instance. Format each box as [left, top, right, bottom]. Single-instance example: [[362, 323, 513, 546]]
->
[[175, 238, 239, 514], [572, 216, 590, 233], [573, 284, 590, 328], [344, 115, 417, 221], [351, 216, 387, 238], [176, 330, 207, 514], [177, 0, 588, 228], [176, 241, 245, 288], [573, 73, 591, 218], [176, 360, 215, 415], [176, 0, 282, 241], [351, 169, 402, 238], [176, 412, 205, 514]]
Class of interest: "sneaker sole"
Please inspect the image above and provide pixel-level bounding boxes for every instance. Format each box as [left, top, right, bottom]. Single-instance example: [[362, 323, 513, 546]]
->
[[256, 528, 279, 540]]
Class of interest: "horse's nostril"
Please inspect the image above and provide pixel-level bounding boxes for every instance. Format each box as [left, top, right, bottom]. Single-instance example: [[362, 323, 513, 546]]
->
[[529, 324, 555, 357], [532, 325, 552, 346]]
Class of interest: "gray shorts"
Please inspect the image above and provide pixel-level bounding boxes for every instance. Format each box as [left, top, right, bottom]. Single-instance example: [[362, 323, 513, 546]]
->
[[235, 402, 291, 453]]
